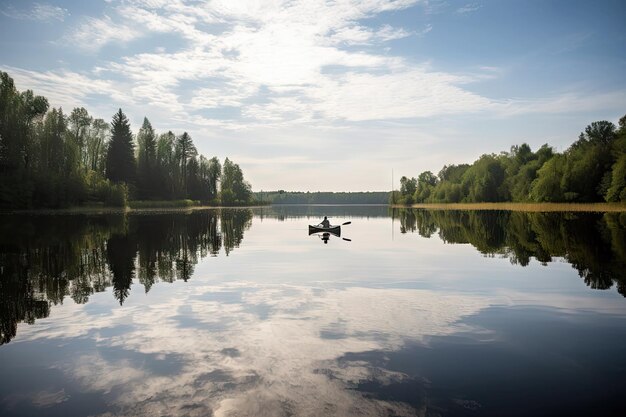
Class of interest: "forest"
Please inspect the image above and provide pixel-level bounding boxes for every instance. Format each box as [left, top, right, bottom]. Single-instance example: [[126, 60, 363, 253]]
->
[[0, 71, 253, 208], [393, 115, 626, 204]]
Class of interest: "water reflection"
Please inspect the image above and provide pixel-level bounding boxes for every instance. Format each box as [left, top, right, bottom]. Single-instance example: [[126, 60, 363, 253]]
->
[[3, 208, 626, 346], [393, 209, 626, 297], [0, 209, 252, 344], [1, 207, 625, 416]]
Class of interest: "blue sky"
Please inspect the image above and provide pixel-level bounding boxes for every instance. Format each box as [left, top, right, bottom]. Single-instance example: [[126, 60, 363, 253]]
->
[[1, 0, 625, 191]]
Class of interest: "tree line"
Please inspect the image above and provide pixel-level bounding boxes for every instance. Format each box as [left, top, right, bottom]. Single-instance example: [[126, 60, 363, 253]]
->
[[0, 71, 253, 208], [393, 116, 626, 204], [256, 191, 390, 204]]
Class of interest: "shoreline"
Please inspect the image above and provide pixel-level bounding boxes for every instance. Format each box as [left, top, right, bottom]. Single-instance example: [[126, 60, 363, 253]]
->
[[392, 202, 626, 212], [0, 203, 270, 215], [4, 202, 626, 214]]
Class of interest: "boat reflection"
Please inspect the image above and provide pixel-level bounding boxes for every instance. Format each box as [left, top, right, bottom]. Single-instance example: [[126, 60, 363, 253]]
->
[[308, 227, 351, 244]]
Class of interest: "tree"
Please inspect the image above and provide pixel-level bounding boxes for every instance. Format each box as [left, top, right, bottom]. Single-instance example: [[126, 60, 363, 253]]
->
[[530, 154, 566, 202], [605, 155, 626, 202], [136, 117, 157, 198], [0, 72, 48, 207], [68, 107, 92, 168], [461, 154, 506, 202], [105, 109, 136, 184], [86, 118, 109, 174], [399, 176, 417, 204], [208, 156, 221, 201], [584, 121, 616, 146], [414, 171, 437, 203], [156, 131, 177, 198], [221, 158, 251, 205], [176, 132, 196, 195]]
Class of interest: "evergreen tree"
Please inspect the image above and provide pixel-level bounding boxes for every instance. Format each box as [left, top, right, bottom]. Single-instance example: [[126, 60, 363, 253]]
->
[[156, 131, 177, 199], [136, 117, 157, 198], [105, 109, 136, 184], [208, 156, 221, 201], [176, 132, 196, 195]]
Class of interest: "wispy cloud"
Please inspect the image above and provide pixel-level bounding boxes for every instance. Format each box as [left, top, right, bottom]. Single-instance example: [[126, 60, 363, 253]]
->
[[63, 15, 142, 51], [456, 2, 483, 14], [0, 65, 126, 112], [71, 0, 493, 127], [1, 2, 68, 21]]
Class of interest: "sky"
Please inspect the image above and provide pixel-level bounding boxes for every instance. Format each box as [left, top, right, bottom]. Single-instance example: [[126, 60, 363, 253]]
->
[[1, 0, 625, 191]]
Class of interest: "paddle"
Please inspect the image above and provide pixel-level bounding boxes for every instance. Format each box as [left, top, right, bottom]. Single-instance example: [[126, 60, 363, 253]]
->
[[342, 238, 352, 242], [341, 221, 351, 226]]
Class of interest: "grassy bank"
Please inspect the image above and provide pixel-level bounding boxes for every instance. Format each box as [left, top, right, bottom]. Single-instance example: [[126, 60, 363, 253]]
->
[[128, 199, 200, 209], [393, 202, 626, 212]]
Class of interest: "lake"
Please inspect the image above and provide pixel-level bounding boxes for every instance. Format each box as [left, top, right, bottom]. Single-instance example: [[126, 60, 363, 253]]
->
[[1, 206, 625, 416]]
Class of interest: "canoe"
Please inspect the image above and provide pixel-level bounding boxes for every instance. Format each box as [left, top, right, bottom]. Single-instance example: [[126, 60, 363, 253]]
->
[[308, 224, 341, 236]]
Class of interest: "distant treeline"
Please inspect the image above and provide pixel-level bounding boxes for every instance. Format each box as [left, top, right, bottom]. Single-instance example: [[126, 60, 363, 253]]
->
[[393, 115, 626, 204], [256, 191, 390, 204], [0, 71, 253, 209]]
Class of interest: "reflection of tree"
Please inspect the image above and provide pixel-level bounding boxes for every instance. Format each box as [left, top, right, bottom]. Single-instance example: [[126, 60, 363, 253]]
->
[[107, 233, 137, 305], [0, 209, 251, 344], [0, 253, 49, 345], [396, 209, 626, 296], [221, 209, 253, 255]]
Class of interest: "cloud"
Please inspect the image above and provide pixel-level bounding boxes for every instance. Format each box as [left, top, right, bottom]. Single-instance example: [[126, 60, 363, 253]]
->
[[63, 15, 142, 51], [0, 65, 123, 111], [75, 0, 490, 127], [4, 0, 624, 187], [1, 2, 68, 21], [456, 3, 483, 14], [375, 24, 414, 41], [498, 90, 626, 117]]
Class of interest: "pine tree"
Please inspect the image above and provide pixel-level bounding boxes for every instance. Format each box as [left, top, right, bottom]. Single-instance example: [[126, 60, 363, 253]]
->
[[136, 117, 157, 198], [176, 131, 196, 196], [105, 109, 136, 184]]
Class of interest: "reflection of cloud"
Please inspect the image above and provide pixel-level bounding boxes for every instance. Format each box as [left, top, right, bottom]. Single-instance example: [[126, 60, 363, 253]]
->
[[63, 355, 147, 394], [32, 389, 69, 407], [14, 283, 490, 416], [11, 275, 626, 416]]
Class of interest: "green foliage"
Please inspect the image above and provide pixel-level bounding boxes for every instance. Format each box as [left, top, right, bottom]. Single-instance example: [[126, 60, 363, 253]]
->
[[106, 109, 136, 184], [136, 117, 157, 199], [0, 71, 254, 209], [395, 117, 626, 205], [413, 171, 437, 203], [606, 155, 626, 202], [220, 158, 252, 205], [105, 183, 129, 207], [460, 154, 506, 202]]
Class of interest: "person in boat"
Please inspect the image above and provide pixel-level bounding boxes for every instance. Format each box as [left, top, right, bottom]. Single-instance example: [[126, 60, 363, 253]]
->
[[320, 216, 330, 228]]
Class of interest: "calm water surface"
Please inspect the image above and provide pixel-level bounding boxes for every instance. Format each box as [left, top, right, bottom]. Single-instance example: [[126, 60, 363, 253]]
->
[[1, 206, 625, 416]]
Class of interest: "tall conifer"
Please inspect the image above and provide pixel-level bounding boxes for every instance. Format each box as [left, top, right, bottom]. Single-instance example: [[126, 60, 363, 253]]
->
[[106, 109, 136, 184]]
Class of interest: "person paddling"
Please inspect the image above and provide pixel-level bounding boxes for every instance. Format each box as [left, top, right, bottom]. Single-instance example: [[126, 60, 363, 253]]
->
[[320, 216, 330, 228]]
